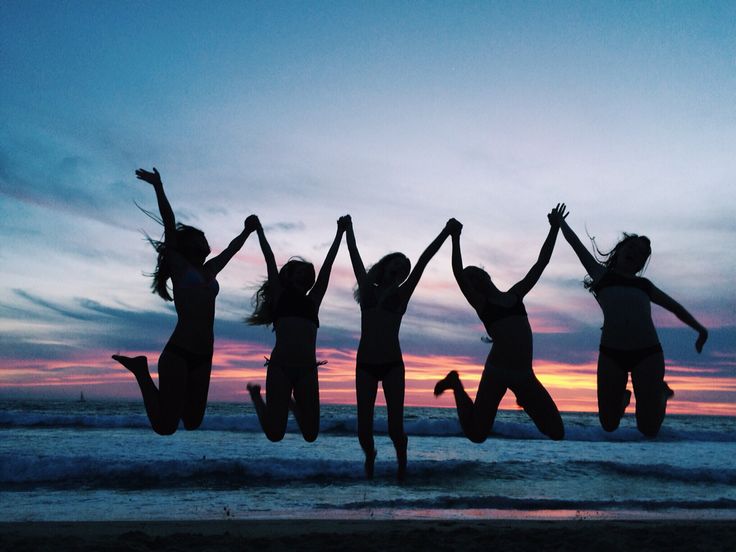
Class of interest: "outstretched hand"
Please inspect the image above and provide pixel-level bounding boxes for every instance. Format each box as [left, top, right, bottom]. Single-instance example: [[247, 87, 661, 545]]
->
[[135, 167, 162, 187], [695, 329, 708, 353], [548, 203, 568, 227], [446, 218, 462, 237], [244, 214, 261, 233], [338, 214, 352, 232]]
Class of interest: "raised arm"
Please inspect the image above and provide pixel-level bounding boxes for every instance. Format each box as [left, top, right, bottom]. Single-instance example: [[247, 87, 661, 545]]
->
[[345, 216, 368, 290], [552, 204, 605, 281], [309, 216, 348, 307], [399, 219, 456, 301], [510, 205, 563, 298], [204, 215, 260, 276], [450, 223, 485, 311], [136, 168, 177, 243], [254, 219, 280, 285], [650, 286, 709, 353]]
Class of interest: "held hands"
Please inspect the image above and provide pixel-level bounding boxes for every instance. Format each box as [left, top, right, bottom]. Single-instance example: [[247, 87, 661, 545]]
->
[[695, 328, 708, 353], [548, 203, 568, 228], [244, 215, 261, 233], [445, 218, 462, 237], [338, 215, 352, 232], [135, 167, 163, 187]]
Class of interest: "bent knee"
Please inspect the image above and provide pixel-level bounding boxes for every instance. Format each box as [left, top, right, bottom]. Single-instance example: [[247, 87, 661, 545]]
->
[[465, 428, 488, 444], [263, 420, 287, 441], [263, 421, 287, 442], [599, 417, 621, 433], [265, 430, 286, 442], [637, 421, 662, 438], [543, 422, 565, 441], [183, 417, 203, 431], [302, 430, 319, 443], [548, 428, 565, 441], [153, 421, 179, 436]]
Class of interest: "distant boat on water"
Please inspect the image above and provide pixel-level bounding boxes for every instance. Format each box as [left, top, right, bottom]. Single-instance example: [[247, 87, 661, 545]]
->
[[79, 391, 86, 403]]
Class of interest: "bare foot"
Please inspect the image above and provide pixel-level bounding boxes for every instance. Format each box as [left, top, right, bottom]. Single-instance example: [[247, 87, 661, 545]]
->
[[364, 448, 377, 480], [660, 382, 674, 410], [621, 389, 632, 417], [434, 370, 460, 397], [396, 435, 408, 482], [246, 383, 261, 402], [111, 355, 148, 376]]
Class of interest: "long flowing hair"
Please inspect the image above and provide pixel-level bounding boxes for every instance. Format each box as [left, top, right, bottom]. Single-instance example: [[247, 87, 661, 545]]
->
[[353, 252, 409, 303], [583, 232, 651, 291], [146, 224, 207, 301], [138, 205, 206, 301], [247, 258, 315, 326]]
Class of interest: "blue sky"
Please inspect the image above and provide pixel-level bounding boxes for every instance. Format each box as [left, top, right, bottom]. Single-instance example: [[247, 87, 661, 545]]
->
[[1, 1, 734, 411]]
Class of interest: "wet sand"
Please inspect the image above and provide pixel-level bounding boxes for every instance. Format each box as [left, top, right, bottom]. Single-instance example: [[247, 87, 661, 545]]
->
[[2, 519, 735, 551]]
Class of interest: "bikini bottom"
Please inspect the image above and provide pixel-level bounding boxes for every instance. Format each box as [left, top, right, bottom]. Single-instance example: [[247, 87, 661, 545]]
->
[[485, 363, 536, 388], [265, 357, 326, 387], [356, 359, 404, 382], [162, 341, 212, 371], [599, 343, 663, 373]]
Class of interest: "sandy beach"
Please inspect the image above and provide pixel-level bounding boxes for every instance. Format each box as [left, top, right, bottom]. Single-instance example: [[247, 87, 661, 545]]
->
[[1, 519, 735, 551]]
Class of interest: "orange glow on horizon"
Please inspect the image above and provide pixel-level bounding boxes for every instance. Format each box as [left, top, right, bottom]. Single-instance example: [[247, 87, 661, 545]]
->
[[0, 341, 734, 416]]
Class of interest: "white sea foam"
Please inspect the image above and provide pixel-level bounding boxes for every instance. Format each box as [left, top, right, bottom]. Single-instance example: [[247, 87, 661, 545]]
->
[[1, 408, 733, 443], [3, 453, 735, 488]]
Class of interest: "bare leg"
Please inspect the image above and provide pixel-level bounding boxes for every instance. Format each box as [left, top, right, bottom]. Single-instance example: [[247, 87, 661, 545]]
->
[[382, 365, 407, 481], [631, 352, 667, 437], [247, 382, 264, 414], [511, 373, 564, 440], [112, 351, 185, 435], [621, 388, 633, 416], [437, 366, 505, 443], [470, 367, 507, 442], [292, 366, 320, 442], [181, 358, 212, 431], [436, 370, 479, 440], [597, 353, 630, 432], [247, 364, 291, 442], [355, 367, 379, 479]]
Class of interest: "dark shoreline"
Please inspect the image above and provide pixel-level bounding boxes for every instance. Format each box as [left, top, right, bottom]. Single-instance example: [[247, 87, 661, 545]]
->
[[2, 519, 735, 551]]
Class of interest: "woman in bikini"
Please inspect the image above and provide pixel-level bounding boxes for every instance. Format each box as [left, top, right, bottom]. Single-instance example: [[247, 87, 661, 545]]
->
[[551, 204, 708, 436], [345, 216, 458, 480], [434, 206, 565, 442], [113, 167, 258, 435], [246, 215, 349, 442]]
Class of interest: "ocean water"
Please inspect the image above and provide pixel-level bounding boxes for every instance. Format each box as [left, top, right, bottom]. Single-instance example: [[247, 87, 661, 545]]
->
[[0, 399, 734, 521]]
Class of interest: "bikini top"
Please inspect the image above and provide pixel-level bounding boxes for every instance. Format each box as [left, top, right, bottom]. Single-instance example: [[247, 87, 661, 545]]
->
[[591, 271, 653, 297], [273, 287, 319, 327], [359, 286, 406, 315], [479, 293, 527, 326], [174, 267, 220, 295]]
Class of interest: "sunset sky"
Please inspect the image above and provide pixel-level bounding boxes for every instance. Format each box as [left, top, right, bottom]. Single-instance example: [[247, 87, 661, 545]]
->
[[1, 1, 734, 415]]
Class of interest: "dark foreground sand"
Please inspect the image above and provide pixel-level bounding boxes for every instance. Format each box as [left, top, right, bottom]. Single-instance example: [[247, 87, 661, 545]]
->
[[2, 520, 735, 552]]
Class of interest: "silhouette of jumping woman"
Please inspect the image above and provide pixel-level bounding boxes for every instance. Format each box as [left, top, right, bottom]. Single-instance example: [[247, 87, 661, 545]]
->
[[113, 168, 258, 435], [551, 204, 708, 437], [435, 207, 565, 442], [346, 216, 456, 480], [246, 216, 348, 442]]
